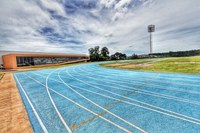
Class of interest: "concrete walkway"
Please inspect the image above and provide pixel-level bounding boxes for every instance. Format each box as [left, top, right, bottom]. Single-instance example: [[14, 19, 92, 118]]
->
[[0, 73, 33, 133]]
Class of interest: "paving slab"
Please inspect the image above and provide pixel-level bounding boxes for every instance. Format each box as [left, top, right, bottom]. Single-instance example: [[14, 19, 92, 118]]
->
[[0, 73, 33, 133]]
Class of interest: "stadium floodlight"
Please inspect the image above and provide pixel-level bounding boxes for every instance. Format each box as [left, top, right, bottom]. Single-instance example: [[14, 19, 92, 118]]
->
[[148, 25, 155, 54]]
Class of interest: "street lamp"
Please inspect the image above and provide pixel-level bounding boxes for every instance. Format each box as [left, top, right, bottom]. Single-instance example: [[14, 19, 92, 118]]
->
[[148, 25, 155, 54]]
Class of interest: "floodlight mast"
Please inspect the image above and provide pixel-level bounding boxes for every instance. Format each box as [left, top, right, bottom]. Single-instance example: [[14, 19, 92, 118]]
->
[[148, 25, 155, 54]]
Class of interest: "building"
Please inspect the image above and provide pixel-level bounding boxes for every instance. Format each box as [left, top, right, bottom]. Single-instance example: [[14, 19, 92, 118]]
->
[[0, 50, 89, 69], [137, 54, 150, 58]]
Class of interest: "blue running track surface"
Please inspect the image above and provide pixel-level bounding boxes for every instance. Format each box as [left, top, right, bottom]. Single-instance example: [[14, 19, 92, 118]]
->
[[14, 62, 200, 133]]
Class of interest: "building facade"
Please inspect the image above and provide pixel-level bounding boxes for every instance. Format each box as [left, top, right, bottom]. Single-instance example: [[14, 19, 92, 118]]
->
[[0, 51, 89, 69]]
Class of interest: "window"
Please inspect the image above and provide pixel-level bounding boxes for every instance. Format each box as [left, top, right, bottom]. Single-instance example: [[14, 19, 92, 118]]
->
[[16, 56, 85, 67]]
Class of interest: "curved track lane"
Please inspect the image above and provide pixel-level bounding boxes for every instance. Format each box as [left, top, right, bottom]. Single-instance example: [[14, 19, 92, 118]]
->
[[14, 62, 200, 133]]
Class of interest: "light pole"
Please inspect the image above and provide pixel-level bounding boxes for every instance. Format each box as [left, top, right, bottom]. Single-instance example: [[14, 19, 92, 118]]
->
[[148, 25, 155, 54]]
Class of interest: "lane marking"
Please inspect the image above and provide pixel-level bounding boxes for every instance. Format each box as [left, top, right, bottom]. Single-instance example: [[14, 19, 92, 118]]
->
[[72, 110, 107, 131], [68, 83, 200, 126], [78, 66, 200, 88], [85, 65, 200, 85], [50, 87, 132, 133], [64, 68, 200, 124], [86, 64, 200, 81], [24, 72, 132, 133], [72, 89, 139, 131], [45, 70, 72, 133], [71, 68, 200, 105], [32, 71, 141, 130], [32, 71, 200, 106], [33, 71, 200, 123], [14, 75, 48, 133], [73, 66, 200, 95], [24, 72, 72, 133], [59, 70, 147, 133], [83, 79, 200, 105], [31, 70, 200, 125]]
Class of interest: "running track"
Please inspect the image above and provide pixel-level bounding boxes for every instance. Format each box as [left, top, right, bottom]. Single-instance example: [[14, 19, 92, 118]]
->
[[14, 62, 200, 133]]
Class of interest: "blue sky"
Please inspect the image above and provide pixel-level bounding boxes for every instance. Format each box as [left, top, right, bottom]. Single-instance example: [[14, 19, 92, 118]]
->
[[0, 0, 200, 55]]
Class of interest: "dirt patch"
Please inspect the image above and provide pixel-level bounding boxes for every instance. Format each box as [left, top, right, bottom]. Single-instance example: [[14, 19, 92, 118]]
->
[[174, 62, 197, 64], [120, 63, 152, 69], [103, 63, 126, 67], [0, 73, 33, 133]]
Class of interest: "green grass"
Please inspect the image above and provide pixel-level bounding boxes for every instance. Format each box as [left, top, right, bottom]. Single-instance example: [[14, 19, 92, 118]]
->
[[0, 72, 4, 79], [100, 56, 200, 74]]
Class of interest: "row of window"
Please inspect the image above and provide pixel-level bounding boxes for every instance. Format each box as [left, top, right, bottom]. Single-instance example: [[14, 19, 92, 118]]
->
[[16, 56, 87, 67]]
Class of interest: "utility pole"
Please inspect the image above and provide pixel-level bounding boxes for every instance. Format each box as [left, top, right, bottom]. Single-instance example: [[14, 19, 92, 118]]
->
[[148, 25, 155, 54]]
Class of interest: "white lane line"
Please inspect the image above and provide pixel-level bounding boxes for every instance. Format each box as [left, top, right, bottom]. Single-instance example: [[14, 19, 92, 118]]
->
[[77, 66, 200, 88], [33, 71, 200, 122], [31, 70, 198, 121], [73, 67, 200, 95], [67, 85, 200, 125], [64, 69, 200, 124], [58, 70, 147, 133], [24, 73, 72, 133], [84, 65, 200, 84], [86, 64, 200, 81], [32, 70, 200, 126], [45, 70, 72, 133], [79, 79, 200, 105], [73, 67, 200, 98], [71, 68, 200, 105], [23, 73, 132, 133], [32, 71, 200, 106], [49, 87, 132, 133], [77, 67, 200, 87], [14, 75, 48, 133], [68, 83, 200, 127]]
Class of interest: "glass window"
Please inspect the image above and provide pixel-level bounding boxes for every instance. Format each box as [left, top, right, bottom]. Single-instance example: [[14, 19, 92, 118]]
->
[[16, 56, 85, 67]]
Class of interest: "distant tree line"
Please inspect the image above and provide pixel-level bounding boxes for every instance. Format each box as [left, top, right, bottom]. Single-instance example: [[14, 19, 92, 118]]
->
[[150, 49, 200, 57], [88, 46, 139, 61], [88, 46, 200, 61]]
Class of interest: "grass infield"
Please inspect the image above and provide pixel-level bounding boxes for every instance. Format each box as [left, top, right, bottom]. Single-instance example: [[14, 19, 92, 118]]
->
[[100, 56, 200, 74]]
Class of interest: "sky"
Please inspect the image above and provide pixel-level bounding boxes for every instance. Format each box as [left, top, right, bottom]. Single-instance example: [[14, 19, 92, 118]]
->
[[0, 0, 200, 55]]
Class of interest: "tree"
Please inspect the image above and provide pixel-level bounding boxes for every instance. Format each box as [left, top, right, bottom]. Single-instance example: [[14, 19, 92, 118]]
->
[[129, 54, 138, 59], [94, 46, 100, 55], [101, 47, 110, 60], [150, 49, 200, 58], [111, 52, 127, 60], [94, 46, 100, 61], [89, 46, 111, 61], [88, 46, 101, 61], [88, 47, 95, 61]]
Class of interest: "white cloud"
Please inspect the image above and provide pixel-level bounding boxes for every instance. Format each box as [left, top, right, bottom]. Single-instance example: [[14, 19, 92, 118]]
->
[[0, 0, 200, 55], [114, 0, 132, 10], [100, 0, 117, 8], [39, 0, 66, 16]]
